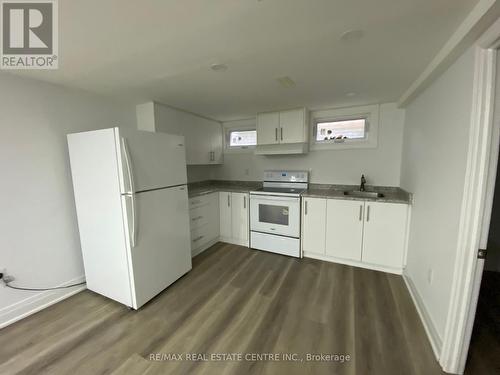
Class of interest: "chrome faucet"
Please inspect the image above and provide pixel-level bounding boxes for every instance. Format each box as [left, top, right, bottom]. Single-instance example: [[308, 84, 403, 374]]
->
[[360, 175, 366, 191]]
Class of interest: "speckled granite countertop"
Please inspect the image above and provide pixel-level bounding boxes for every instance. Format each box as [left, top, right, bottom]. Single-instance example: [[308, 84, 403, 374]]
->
[[188, 181, 411, 204], [303, 184, 411, 204], [188, 180, 262, 198]]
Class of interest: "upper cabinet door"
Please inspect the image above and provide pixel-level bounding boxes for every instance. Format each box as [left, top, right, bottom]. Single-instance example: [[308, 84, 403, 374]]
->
[[257, 112, 280, 145], [279, 108, 307, 144], [362, 202, 408, 269], [325, 199, 364, 261], [210, 122, 223, 164]]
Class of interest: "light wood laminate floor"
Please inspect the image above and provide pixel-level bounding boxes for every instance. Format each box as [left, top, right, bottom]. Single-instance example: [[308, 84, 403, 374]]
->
[[0, 243, 444, 375]]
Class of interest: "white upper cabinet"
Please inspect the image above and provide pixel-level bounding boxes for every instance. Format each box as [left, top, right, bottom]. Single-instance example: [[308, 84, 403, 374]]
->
[[256, 108, 309, 153], [361, 202, 408, 268], [279, 108, 308, 144], [257, 112, 280, 145], [302, 197, 327, 255], [325, 199, 364, 261], [136, 102, 223, 166]]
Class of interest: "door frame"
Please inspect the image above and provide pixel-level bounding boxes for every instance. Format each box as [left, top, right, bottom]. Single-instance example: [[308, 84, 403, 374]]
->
[[439, 18, 500, 374]]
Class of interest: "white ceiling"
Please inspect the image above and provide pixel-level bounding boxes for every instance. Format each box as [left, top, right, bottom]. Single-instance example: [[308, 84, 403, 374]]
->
[[10, 0, 478, 121]]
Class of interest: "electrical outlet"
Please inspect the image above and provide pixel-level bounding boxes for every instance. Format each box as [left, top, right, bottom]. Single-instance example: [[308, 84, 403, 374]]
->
[[427, 268, 433, 284]]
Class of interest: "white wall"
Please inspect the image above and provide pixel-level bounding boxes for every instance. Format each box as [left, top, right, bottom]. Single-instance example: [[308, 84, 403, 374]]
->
[[214, 103, 405, 186], [400, 46, 476, 345], [0, 73, 136, 327]]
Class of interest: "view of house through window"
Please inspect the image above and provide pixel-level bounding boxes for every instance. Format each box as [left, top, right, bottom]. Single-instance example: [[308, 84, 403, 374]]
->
[[316, 118, 366, 142], [229, 130, 257, 147]]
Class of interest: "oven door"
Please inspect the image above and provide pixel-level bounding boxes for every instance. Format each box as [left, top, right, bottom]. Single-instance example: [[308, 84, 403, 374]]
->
[[250, 195, 300, 238]]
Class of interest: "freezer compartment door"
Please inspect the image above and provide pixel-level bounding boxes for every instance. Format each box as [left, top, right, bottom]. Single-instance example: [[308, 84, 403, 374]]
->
[[117, 128, 188, 193], [129, 185, 192, 308]]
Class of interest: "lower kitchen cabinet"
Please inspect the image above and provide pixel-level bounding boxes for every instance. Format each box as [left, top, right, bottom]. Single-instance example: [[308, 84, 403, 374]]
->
[[362, 201, 407, 268], [219, 191, 249, 246], [219, 192, 232, 240], [302, 197, 327, 255], [325, 199, 364, 261], [189, 192, 219, 256], [302, 197, 409, 274]]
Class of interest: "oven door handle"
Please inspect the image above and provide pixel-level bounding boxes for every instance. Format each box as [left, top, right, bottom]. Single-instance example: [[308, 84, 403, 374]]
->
[[250, 195, 300, 202]]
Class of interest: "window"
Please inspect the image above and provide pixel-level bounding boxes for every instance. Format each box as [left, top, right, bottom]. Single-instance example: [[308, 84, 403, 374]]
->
[[229, 130, 257, 147], [315, 118, 367, 142], [311, 104, 379, 150]]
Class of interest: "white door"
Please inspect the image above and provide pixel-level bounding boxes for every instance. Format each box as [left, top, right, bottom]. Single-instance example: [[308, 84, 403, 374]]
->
[[129, 185, 192, 308], [302, 197, 327, 255], [325, 200, 364, 261], [118, 128, 187, 191], [362, 202, 408, 268], [279, 108, 306, 143], [257, 112, 280, 145], [219, 191, 232, 241], [231, 193, 249, 246]]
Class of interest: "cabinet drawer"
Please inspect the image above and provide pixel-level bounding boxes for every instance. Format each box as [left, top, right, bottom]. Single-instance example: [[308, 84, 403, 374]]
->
[[189, 204, 211, 230], [189, 196, 209, 209], [190, 224, 211, 249]]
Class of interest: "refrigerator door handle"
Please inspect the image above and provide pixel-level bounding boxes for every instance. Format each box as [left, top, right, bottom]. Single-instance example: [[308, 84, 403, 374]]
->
[[121, 138, 135, 194], [121, 138, 137, 247], [124, 194, 137, 248]]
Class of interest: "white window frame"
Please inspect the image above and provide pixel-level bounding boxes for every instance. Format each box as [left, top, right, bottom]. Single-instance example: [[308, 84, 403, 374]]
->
[[310, 104, 379, 151], [223, 119, 257, 153]]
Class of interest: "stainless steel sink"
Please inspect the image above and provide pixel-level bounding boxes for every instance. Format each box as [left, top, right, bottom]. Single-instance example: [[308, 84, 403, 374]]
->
[[343, 190, 384, 198]]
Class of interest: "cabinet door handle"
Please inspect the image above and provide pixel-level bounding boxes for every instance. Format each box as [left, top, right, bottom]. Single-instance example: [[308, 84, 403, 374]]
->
[[305, 200, 308, 215], [280, 127, 283, 141], [275, 128, 278, 141], [366, 205, 370, 222], [359, 205, 363, 221], [227, 194, 230, 207], [243, 196, 246, 209]]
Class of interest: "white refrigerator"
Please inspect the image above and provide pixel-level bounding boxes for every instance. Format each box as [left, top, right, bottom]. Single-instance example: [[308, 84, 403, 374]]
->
[[67, 127, 192, 309]]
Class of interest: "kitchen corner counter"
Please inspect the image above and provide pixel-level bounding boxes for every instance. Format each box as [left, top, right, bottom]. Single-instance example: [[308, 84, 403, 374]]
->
[[302, 184, 412, 204], [187, 180, 262, 198]]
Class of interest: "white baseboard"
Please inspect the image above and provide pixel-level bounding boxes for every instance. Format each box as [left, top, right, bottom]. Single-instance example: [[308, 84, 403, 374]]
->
[[0, 275, 86, 329], [402, 272, 442, 359], [303, 252, 403, 275]]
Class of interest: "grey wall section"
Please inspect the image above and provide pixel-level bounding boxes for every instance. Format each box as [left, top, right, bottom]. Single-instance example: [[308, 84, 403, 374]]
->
[[0, 73, 136, 327], [215, 103, 405, 186], [400, 47, 476, 341]]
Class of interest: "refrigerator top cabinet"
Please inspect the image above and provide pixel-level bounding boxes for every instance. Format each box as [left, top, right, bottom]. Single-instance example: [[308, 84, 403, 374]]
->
[[67, 127, 192, 309]]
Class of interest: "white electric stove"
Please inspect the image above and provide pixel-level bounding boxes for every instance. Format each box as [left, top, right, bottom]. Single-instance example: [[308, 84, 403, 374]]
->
[[249, 170, 308, 258]]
